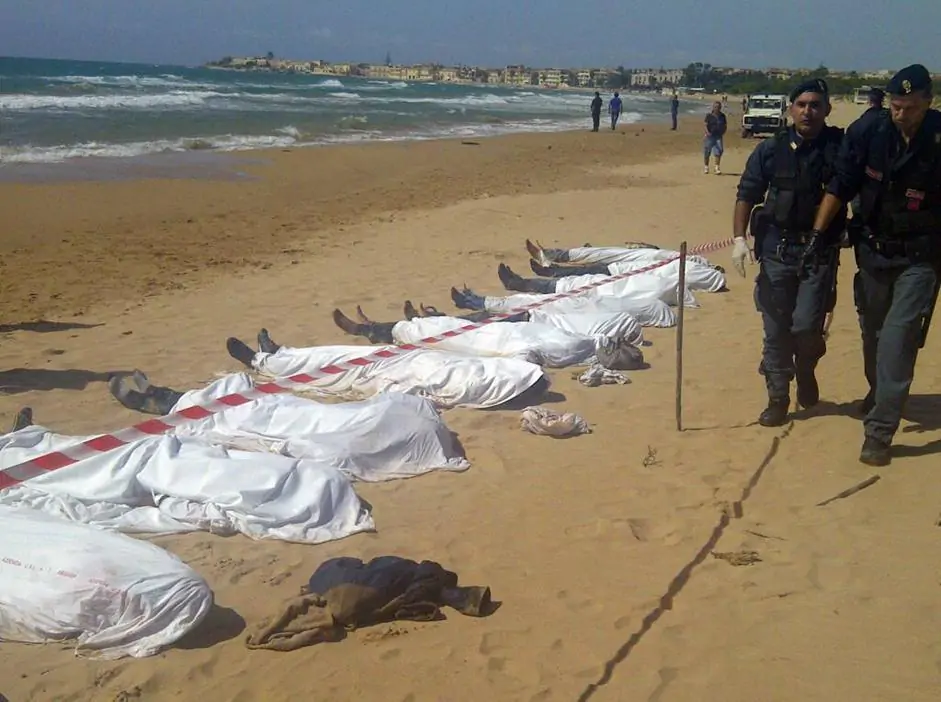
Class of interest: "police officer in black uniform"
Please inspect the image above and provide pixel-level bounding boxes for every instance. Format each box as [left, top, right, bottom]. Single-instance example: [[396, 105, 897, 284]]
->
[[812, 64, 941, 466], [731, 79, 846, 427]]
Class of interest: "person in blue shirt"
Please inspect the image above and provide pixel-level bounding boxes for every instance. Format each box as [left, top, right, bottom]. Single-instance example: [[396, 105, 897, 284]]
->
[[730, 79, 846, 427], [609, 92, 623, 130], [811, 64, 941, 466]]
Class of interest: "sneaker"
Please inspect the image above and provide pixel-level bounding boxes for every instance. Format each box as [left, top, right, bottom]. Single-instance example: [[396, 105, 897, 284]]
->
[[859, 435, 891, 467], [703, 165, 709, 174], [758, 397, 790, 427], [714, 165, 722, 175]]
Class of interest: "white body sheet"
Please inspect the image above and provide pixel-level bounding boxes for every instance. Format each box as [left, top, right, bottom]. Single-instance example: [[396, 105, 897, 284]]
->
[[549, 245, 715, 268], [170, 373, 469, 482], [253, 344, 546, 409], [483, 292, 677, 328], [0, 506, 212, 659], [390, 316, 596, 368], [552, 261, 700, 307], [527, 308, 643, 346], [605, 258, 727, 294], [0, 426, 374, 543]]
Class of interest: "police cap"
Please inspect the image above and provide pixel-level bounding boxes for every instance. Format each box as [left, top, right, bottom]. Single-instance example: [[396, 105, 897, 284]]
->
[[886, 64, 932, 96], [788, 78, 829, 103]]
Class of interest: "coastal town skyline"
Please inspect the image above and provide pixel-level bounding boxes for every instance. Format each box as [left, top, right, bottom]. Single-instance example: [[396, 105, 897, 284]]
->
[[208, 54, 911, 93]]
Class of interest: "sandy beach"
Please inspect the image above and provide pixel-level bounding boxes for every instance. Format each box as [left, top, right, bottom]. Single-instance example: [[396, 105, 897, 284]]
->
[[3, 102, 941, 702]]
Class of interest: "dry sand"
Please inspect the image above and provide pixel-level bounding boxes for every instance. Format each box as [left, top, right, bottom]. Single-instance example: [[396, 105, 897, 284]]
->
[[2, 103, 941, 702]]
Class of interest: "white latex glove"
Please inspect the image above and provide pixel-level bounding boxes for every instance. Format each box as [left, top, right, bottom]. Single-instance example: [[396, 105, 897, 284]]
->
[[731, 236, 752, 277]]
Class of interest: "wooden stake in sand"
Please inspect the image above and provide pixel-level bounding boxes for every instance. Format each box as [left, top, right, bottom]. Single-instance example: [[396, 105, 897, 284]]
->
[[675, 241, 688, 432], [816, 474, 881, 507]]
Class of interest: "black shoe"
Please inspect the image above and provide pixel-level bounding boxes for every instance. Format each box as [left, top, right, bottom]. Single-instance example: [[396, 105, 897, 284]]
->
[[257, 328, 280, 354], [859, 436, 891, 467], [227, 337, 257, 368], [758, 397, 790, 427], [451, 286, 485, 311], [11, 407, 33, 432], [109, 371, 183, 416], [795, 365, 819, 408]]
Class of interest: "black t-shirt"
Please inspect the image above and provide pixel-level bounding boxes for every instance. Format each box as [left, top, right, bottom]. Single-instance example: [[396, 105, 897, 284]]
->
[[705, 112, 727, 137]]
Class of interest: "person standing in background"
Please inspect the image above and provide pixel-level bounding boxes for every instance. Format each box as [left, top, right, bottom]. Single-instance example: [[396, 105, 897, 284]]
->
[[703, 101, 728, 174], [590, 92, 603, 132], [670, 93, 680, 130], [609, 92, 623, 130]]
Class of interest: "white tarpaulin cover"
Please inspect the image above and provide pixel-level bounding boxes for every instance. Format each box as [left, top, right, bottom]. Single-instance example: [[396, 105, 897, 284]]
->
[[606, 258, 727, 293], [527, 308, 643, 346], [483, 292, 677, 328], [553, 264, 700, 307], [0, 506, 213, 659], [544, 245, 715, 269], [0, 426, 374, 543], [390, 316, 596, 368], [253, 344, 546, 409], [170, 373, 470, 482]]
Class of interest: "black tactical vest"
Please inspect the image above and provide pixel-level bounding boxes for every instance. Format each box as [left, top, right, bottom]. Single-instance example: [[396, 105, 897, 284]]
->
[[856, 110, 941, 240], [768, 125, 844, 233]]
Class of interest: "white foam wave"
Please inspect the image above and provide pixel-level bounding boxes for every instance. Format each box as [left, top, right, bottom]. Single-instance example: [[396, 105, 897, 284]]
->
[[327, 92, 362, 99], [317, 78, 344, 88], [1, 90, 232, 111]]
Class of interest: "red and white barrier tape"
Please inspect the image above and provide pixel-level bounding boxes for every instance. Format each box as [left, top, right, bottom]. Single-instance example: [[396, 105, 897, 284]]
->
[[0, 238, 734, 490]]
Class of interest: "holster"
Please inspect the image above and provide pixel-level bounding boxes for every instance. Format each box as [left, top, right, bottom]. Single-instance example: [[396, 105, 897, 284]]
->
[[749, 205, 770, 261]]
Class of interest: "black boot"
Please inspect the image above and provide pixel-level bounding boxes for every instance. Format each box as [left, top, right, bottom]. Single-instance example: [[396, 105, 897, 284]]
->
[[10, 407, 33, 432], [257, 328, 280, 354], [859, 435, 891, 467], [451, 286, 486, 311], [795, 363, 819, 408], [759, 397, 790, 427], [109, 371, 184, 416], [227, 337, 257, 368]]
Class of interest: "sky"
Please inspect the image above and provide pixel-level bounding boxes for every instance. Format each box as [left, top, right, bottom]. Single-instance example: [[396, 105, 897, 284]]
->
[[2, 0, 940, 71]]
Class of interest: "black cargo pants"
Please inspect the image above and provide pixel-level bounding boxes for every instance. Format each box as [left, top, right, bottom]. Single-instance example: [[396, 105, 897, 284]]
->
[[754, 243, 837, 400], [854, 260, 937, 444]]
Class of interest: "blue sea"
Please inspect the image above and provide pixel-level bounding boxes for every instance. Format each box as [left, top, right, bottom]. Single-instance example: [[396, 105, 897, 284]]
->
[[0, 57, 671, 167]]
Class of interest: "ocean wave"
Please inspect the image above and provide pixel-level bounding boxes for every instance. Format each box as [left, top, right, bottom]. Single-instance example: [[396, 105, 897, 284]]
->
[[327, 92, 362, 99], [1, 90, 234, 111], [317, 78, 344, 88]]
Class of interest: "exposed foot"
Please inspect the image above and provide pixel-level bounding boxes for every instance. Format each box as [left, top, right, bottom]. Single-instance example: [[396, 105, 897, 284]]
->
[[529, 259, 557, 277], [758, 397, 790, 427], [859, 435, 891, 466], [355, 305, 372, 324], [403, 300, 420, 320], [526, 239, 549, 266], [333, 309, 363, 337], [10, 407, 33, 433], [226, 337, 257, 369], [498, 263, 525, 291], [795, 365, 819, 408], [257, 328, 280, 354], [420, 303, 444, 317]]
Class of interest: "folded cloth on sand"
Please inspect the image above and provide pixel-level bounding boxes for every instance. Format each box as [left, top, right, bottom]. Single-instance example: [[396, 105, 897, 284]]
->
[[574, 364, 630, 387], [245, 556, 492, 651], [520, 407, 591, 437]]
